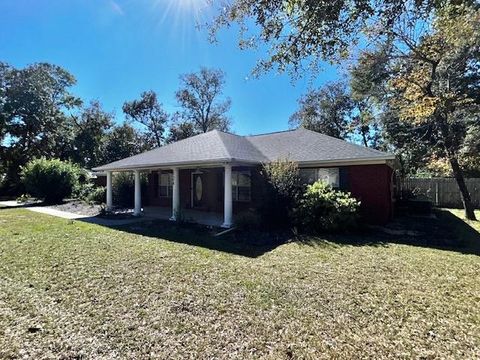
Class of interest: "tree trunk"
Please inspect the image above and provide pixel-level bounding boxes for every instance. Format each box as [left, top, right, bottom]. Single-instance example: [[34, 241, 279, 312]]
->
[[361, 129, 369, 147], [448, 156, 477, 220]]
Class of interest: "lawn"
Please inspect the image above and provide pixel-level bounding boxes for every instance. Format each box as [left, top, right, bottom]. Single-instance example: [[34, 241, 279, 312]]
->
[[0, 208, 479, 359]]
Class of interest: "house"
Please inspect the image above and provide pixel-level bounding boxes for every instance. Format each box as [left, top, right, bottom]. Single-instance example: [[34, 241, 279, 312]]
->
[[93, 128, 395, 227]]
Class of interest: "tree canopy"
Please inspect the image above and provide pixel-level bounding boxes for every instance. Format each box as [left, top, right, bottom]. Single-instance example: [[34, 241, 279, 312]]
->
[[175, 67, 232, 134], [290, 81, 353, 139], [290, 81, 383, 148], [0, 62, 81, 193], [209, 0, 440, 76], [122, 90, 168, 148], [71, 101, 114, 169]]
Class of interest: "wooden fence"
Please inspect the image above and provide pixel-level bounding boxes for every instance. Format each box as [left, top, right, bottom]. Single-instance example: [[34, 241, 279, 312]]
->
[[399, 177, 480, 208]]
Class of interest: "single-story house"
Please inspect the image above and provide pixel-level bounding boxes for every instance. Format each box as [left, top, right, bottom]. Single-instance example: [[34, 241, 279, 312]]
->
[[93, 128, 395, 227]]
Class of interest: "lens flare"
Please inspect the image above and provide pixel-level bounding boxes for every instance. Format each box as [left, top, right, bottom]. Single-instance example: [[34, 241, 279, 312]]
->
[[151, 0, 211, 52]]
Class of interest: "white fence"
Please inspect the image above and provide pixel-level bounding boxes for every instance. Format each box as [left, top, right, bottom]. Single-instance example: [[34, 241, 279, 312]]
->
[[399, 177, 480, 208]]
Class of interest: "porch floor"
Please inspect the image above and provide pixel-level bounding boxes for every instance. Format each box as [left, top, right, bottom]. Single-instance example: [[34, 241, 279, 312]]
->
[[144, 206, 224, 227]]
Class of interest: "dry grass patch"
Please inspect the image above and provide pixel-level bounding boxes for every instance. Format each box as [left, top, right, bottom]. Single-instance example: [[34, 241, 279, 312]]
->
[[0, 208, 479, 359]]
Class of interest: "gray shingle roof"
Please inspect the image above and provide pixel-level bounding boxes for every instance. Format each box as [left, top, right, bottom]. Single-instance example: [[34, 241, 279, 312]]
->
[[246, 128, 391, 163], [93, 128, 394, 171]]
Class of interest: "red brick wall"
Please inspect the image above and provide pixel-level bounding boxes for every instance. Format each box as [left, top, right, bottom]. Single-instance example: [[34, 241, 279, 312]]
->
[[145, 172, 171, 207], [346, 164, 393, 224]]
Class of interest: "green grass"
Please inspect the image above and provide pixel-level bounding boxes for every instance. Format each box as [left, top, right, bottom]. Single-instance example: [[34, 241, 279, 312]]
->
[[0, 209, 479, 359]]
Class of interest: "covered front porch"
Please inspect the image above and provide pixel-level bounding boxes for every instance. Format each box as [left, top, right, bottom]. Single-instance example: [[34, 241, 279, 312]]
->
[[143, 206, 224, 227], [104, 163, 253, 228]]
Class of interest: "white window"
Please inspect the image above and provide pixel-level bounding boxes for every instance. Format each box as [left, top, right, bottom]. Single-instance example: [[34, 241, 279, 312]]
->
[[299, 168, 340, 188], [317, 168, 339, 188], [299, 168, 317, 184], [232, 170, 251, 202], [159, 172, 173, 197]]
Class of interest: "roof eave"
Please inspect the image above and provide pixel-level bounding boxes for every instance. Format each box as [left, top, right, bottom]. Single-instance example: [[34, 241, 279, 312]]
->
[[93, 155, 395, 172], [296, 156, 395, 167], [91, 158, 266, 172]]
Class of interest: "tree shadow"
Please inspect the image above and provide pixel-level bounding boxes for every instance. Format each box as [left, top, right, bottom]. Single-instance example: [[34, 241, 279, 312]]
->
[[99, 219, 285, 258], [3, 199, 478, 257], [297, 209, 480, 256], [79, 207, 480, 258]]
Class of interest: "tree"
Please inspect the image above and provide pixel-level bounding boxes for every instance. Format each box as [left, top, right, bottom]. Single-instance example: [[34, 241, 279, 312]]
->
[[102, 122, 150, 164], [290, 81, 353, 139], [350, 4, 480, 220], [260, 159, 301, 229], [71, 101, 113, 169], [209, 0, 440, 76], [166, 121, 197, 143], [175, 68, 231, 135], [122, 90, 168, 148], [290, 81, 382, 147], [0, 62, 81, 193]]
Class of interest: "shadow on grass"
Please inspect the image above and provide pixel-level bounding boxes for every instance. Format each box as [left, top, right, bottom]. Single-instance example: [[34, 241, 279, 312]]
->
[[297, 209, 480, 256], [103, 219, 285, 258], [77, 207, 480, 258]]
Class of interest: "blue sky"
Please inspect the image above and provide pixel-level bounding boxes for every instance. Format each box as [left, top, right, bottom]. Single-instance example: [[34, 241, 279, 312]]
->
[[0, 0, 341, 135]]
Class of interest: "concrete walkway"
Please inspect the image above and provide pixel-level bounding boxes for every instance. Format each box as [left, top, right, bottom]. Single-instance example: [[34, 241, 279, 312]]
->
[[0, 201, 226, 227], [28, 206, 90, 220], [0, 201, 146, 226]]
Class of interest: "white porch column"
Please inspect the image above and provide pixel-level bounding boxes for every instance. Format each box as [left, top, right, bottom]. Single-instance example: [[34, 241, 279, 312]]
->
[[222, 164, 233, 228], [134, 170, 142, 216], [106, 171, 113, 210], [170, 167, 180, 221]]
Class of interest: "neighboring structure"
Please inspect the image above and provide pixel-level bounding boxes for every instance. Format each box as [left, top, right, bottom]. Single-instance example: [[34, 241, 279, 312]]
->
[[93, 128, 395, 227]]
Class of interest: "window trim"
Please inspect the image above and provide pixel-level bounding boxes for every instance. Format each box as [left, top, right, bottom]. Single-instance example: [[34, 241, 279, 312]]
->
[[299, 167, 340, 188], [159, 171, 173, 198], [232, 170, 251, 202]]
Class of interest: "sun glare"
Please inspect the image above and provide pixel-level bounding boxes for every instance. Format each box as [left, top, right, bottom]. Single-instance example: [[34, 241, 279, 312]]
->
[[152, 0, 211, 28], [176, 0, 208, 12], [151, 0, 212, 50], [154, 0, 209, 17]]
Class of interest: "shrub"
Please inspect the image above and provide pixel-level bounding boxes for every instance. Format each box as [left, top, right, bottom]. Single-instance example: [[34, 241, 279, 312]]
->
[[16, 194, 31, 204], [21, 158, 82, 204], [259, 159, 302, 229], [113, 172, 135, 207], [295, 181, 361, 233], [74, 183, 106, 204], [87, 186, 106, 204], [112, 172, 147, 208]]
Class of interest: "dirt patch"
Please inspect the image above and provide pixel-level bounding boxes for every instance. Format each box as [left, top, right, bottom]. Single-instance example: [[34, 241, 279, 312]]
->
[[48, 200, 101, 216]]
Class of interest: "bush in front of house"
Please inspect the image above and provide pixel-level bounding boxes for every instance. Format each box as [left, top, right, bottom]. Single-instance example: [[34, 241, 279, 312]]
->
[[295, 181, 361, 233], [74, 183, 106, 204], [259, 159, 302, 229], [21, 158, 82, 204], [87, 186, 106, 204], [113, 172, 135, 207], [112, 172, 147, 208]]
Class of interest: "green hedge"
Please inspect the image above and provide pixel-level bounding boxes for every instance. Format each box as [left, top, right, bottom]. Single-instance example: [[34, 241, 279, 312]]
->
[[295, 181, 361, 233], [21, 158, 82, 204]]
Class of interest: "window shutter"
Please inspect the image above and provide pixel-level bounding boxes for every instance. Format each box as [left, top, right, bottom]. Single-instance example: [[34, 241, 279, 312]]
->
[[153, 172, 159, 198], [339, 167, 349, 191]]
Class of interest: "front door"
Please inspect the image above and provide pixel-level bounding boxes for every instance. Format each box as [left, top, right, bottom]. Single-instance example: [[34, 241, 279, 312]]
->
[[192, 173, 205, 208]]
